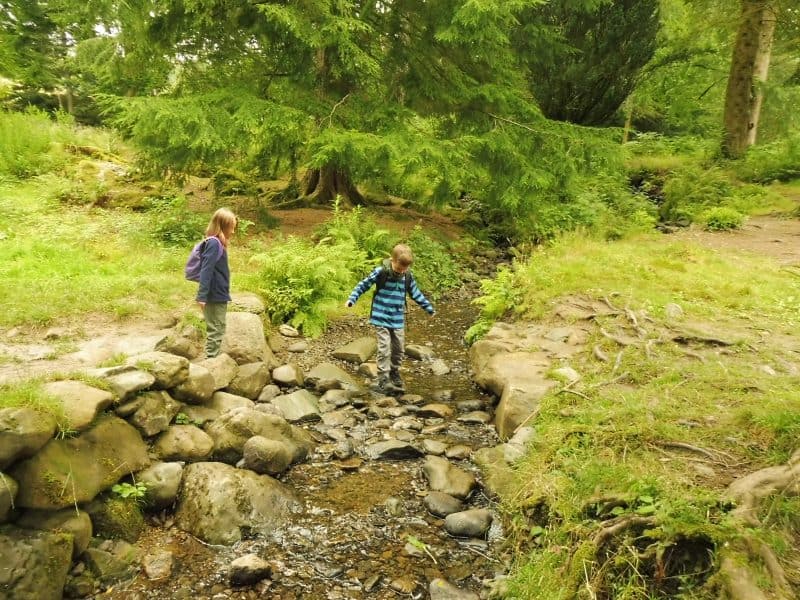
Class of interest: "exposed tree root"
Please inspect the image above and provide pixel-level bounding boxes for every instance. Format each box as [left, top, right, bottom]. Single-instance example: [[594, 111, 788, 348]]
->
[[594, 515, 655, 548], [725, 449, 800, 527]]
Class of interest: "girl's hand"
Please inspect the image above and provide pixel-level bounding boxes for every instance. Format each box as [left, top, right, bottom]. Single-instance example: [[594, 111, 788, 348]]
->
[[198, 302, 206, 309]]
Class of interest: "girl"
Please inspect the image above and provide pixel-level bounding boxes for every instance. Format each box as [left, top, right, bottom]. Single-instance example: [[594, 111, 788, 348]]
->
[[196, 208, 237, 358]]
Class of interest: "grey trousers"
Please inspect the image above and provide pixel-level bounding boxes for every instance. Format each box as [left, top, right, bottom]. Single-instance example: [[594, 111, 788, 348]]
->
[[203, 302, 228, 358], [375, 326, 405, 379]]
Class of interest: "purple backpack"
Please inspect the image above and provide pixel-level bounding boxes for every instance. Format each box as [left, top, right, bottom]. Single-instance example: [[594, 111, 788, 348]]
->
[[184, 237, 221, 282]]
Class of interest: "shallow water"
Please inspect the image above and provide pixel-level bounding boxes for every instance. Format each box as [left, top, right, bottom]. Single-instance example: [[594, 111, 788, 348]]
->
[[103, 295, 504, 599]]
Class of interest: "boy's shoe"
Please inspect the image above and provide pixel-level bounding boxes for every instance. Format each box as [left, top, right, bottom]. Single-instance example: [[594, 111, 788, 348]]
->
[[370, 378, 390, 393], [390, 372, 405, 391]]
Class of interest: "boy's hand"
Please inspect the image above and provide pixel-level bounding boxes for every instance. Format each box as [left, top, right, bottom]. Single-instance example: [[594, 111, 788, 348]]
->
[[430, 310, 435, 317], [345, 301, 354, 308]]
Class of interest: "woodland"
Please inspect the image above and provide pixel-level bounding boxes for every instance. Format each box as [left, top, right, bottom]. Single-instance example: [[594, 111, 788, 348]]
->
[[1, 1, 800, 600]]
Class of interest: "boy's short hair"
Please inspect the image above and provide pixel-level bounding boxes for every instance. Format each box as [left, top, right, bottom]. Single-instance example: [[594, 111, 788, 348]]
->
[[391, 243, 414, 267]]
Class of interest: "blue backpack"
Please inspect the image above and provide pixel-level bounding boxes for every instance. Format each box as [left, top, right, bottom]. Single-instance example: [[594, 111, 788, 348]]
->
[[184, 238, 222, 282]]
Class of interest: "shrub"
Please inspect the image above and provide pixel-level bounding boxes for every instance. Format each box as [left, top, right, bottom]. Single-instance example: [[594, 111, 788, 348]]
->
[[734, 135, 800, 183], [148, 195, 208, 246], [0, 108, 59, 178], [314, 199, 392, 263], [406, 226, 461, 296], [701, 206, 744, 231], [660, 166, 734, 223]]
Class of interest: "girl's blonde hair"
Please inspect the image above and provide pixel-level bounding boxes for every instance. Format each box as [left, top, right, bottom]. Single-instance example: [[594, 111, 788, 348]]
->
[[205, 208, 237, 247], [391, 243, 413, 267]]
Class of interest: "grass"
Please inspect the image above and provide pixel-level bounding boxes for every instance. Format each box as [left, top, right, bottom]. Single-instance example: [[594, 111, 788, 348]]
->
[[480, 233, 800, 599], [0, 380, 69, 432]]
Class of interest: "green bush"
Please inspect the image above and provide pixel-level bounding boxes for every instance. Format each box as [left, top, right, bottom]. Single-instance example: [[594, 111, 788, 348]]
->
[[406, 227, 461, 297], [734, 135, 800, 183], [0, 109, 60, 178], [148, 195, 207, 246], [314, 200, 392, 263], [701, 206, 744, 231], [660, 166, 734, 223]]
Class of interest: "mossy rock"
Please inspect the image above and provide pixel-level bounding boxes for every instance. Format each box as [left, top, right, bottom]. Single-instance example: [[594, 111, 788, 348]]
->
[[85, 496, 144, 543]]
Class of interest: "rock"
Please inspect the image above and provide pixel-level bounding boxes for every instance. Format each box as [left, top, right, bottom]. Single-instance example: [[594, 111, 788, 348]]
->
[[205, 408, 314, 465], [495, 383, 549, 440], [665, 302, 684, 320], [416, 403, 454, 419], [257, 384, 281, 403], [278, 324, 300, 337], [198, 353, 239, 390], [102, 367, 155, 402], [128, 391, 182, 437], [272, 364, 304, 387], [421, 439, 447, 456], [305, 363, 362, 391], [143, 550, 173, 580], [430, 359, 450, 376], [227, 362, 271, 400], [470, 346, 555, 400], [220, 312, 275, 366], [287, 341, 308, 353], [42, 380, 114, 432], [272, 390, 321, 423], [456, 411, 492, 425], [444, 508, 493, 538], [422, 455, 477, 500], [155, 322, 204, 359], [320, 389, 352, 408], [405, 344, 435, 361], [179, 405, 219, 426], [230, 292, 266, 314], [136, 462, 183, 509], [445, 444, 472, 460], [242, 436, 293, 475], [358, 362, 378, 379], [0, 472, 18, 522], [9, 416, 149, 510], [424, 491, 464, 517], [152, 425, 214, 462], [173, 363, 215, 404], [0, 407, 57, 470], [365, 440, 422, 461], [126, 351, 190, 389], [332, 337, 377, 363], [0, 526, 73, 600], [84, 495, 144, 542], [114, 396, 145, 417], [552, 366, 580, 384], [83, 541, 139, 584], [63, 573, 96, 598], [429, 578, 480, 600], [16, 507, 92, 557], [432, 389, 455, 402], [229, 554, 272, 586], [209, 391, 255, 414], [175, 462, 299, 545]]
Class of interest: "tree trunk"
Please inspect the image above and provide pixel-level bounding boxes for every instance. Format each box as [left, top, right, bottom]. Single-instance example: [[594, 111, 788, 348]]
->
[[301, 165, 364, 205], [722, 1, 777, 159]]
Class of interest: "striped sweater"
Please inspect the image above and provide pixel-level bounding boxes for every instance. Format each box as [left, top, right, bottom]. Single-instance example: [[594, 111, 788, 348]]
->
[[348, 265, 434, 329]]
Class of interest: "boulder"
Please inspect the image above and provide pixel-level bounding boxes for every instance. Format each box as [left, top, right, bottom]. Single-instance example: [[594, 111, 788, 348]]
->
[[198, 353, 239, 390], [0, 527, 73, 600], [0, 472, 18, 522], [272, 363, 304, 387], [205, 407, 314, 465], [83, 540, 139, 584], [365, 440, 422, 461], [136, 462, 183, 509], [9, 416, 150, 510], [242, 436, 293, 476], [226, 362, 270, 400], [220, 312, 275, 365], [175, 462, 299, 545], [42, 380, 114, 432], [332, 337, 377, 363], [155, 322, 204, 359], [405, 344, 435, 361], [16, 507, 92, 557], [305, 362, 362, 391], [470, 349, 553, 399], [230, 292, 266, 314], [96, 366, 155, 402], [229, 553, 272, 586], [126, 351, 190, 389], [495, 382, 551, 441], [84, 496, 144, 542], [151, 425, 214, 462], [271, 389, 321, 423], [209, 391, 255, 414], [172, 363, 215, 404], [128, 391, 182, 437], [0, 408, 56, 470], [422, 455, 477, 500], [444, 508, 493, 538]]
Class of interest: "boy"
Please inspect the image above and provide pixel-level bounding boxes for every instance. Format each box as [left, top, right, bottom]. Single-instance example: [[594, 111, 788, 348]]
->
[[345, 243, 435, 393]]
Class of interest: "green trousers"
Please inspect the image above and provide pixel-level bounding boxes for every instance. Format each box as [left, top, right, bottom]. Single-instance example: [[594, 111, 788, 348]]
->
[[203, 302, 228, 358]]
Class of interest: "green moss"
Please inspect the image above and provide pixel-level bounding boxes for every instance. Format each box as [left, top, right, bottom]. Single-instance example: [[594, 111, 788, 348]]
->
[[90, 496, 144, 543]]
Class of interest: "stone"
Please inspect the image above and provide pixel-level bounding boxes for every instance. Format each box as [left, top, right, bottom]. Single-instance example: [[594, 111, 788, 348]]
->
[[128, 391, 182, 437], [9, 416, 150, 510], [227, 362, 271, 400], [0, 526, 73, 600], [424, 492, 464, 517], [257, 384, 281, 403], [272, 364, 304, 387], [143, 550, 174, 580], [179, 405, 219, 426], [358, 362, 378, 379], [229, 554, 272, 586], [242, 436, 293, 476], [102, 368, 155, 402], [42, 380, 114, 432], [365, 440, 422, 461], [271, 389, 321, 423], [405, 344, 435, 361], [445, 444, 472, 460], [84, 495, 144, 542], [332, 337, 377, 363], [0, 472, 18, 522], [0, 407, 57, 470], [152, 425, 214, 462], [430, 359, 450, 376], [126, 351, 190, 389], [220, 312, 275, 366], [155, 322, 204, 359], [422, 455, 477, 500], [305, 362, 362, 391], [175, 462, 299, 545], [287, 341, 308, 353], [552, 366, 580, 384], [495, 383, 549, 441], [416, 403, 454, 419], [83, 542, 139, 584], [665, 302, 684, 320], [421, 439, 447, 456], [444, 508, 493, 538], [429, 578, 480, 600], [16, 507, 92, 557], [173, 363, 215, 404], [230, 292, 266, 314], [278, 324, 300, 337], [198, 353, 239, 390], [136, 462, 183, 509], [456, 411, 492, 425], [209, 391, 255, 414], [205, 407, 314, 465]]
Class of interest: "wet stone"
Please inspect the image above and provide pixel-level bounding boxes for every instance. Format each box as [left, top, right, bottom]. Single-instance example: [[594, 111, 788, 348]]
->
[[429, 577, 480, 600], [445, 444, 472, 460], [399, 393, 425, 405], [424, 492, 465, 517], [432, 389, 455, 402], [417, 403, 454, 419], [142, 550, 173, 580], [365, 440, 422, 460], [391, 416, 423, 431], [257, 384, 282, 403], [230, 554, 272, 586], [422, 439, 447, 455], [444, 508, 493, 538], [456, 399, 483, 412], [456, 411, 492, 424]]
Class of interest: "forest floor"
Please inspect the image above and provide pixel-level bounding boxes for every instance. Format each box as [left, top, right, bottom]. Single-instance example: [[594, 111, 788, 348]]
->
[[1, 212, 799, 385]]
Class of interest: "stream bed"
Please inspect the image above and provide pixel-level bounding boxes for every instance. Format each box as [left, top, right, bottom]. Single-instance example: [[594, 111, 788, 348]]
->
[[102, 294, 506, 600]]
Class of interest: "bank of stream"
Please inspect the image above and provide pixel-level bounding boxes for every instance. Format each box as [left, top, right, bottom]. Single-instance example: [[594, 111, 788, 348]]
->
[[103, 293, 506, 599]]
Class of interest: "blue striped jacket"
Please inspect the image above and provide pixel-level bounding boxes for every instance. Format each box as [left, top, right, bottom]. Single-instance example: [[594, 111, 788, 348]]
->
[[348, 265, 434, 329]]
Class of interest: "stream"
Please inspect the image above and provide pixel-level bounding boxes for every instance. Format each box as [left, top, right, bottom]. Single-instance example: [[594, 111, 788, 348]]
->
[[102, 294, 505, 600]]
